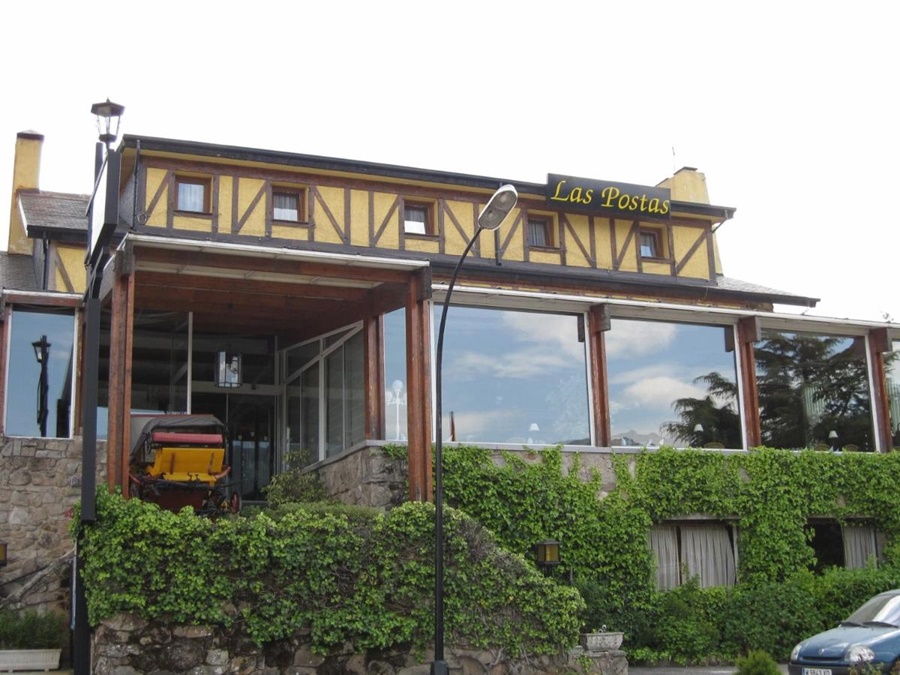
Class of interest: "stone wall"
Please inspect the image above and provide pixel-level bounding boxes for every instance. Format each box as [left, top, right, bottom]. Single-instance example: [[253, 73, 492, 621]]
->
[[313, 442, 631, 510], [92, 613, 627, 675], [0, 435, 106, 612]]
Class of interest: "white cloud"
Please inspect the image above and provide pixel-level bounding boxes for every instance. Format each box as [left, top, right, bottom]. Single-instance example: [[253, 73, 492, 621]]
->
[[605, 321, 678, 359], [622, 376, 707, 410]]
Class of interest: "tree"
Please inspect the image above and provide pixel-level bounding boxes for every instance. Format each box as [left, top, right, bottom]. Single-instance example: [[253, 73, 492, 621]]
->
[[663, 371, 741, 447]]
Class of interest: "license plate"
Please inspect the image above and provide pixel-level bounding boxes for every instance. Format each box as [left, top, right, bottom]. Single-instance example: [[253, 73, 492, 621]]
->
[[803, 669, 831, 675]]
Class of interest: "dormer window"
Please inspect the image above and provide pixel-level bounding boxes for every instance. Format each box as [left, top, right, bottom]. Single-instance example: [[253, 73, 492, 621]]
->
[[640, 228, 662, 258], [404, 201, 434, 235], [272, 188, 306, 222], [528, 217, 553, 248], [176, 176, 211, 214]]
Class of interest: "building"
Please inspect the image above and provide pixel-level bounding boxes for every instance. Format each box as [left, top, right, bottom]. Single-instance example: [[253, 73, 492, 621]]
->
[[1, 124, 898, 604]]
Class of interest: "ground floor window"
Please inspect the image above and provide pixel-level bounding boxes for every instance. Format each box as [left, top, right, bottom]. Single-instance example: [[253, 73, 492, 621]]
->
[[607, 318, 740, 448], [434, 305, 591, 445], [4, 307, 76, 438], [285, 324, 365, 465], [809, 521, 878, 572], [649, 522, 737, 589]]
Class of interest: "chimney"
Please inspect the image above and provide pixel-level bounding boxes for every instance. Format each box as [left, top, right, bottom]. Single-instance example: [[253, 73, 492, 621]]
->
[[7, 131, 44, 255], [657, 166, 710, 204]]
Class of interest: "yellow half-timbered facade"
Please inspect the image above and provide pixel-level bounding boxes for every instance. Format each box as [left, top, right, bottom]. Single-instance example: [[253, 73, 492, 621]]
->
[[3, 131, 899, 509]]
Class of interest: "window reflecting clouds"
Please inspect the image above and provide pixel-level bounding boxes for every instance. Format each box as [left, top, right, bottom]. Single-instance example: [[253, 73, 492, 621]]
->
[[755, 330, 873, 450], [607, 319, 739, 448], [436, 306, 590, 445]]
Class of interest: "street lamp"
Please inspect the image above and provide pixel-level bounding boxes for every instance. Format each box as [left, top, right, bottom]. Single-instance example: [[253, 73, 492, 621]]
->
[[32, 335, 50, 437], [432, 184, 518, 675], [74, 98, 125, 675]]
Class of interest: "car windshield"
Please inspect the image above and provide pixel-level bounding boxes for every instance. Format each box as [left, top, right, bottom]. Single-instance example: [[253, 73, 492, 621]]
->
[[846, 593, 900, 627]]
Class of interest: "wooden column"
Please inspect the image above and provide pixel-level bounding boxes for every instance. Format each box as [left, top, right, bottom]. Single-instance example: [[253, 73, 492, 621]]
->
[[106, 249, 135, 495], [737, 317, 762, 448], [363, 314, 385, 440], [868, 328, 893, 452], [404, 269, 433, 502], [588, 305, 611, 447]]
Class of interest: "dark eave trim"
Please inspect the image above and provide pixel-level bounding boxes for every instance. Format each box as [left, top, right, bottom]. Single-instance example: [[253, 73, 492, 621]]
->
[[128, 223, 812, 308], [26, 227, 88, 245]]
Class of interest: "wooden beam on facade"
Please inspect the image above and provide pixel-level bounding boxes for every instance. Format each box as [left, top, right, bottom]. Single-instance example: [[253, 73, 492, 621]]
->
[[107, 253, 136, 495], [588, 304, 611, 447], [405, 269, 433, 502], [737, 318, 762, 448], [364, 314, 384, 441], [868, 329, 894, 452]]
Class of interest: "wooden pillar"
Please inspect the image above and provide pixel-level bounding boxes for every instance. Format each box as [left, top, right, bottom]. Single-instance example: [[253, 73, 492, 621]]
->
[[404, 268, 433, 502], [588, 305, 611, 447], [868, 328, 893, 452], [364, 314, 385, 440], [107, 249, 135, 494], [737, 317, 762, 448]]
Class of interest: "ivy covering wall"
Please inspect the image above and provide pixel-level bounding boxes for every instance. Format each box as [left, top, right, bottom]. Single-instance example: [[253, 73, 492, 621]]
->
[[76, 489, 584, 658], [441, 445, 900, 662]]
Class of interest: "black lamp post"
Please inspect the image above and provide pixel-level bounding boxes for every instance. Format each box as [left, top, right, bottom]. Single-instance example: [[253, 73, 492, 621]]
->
[[32, 334, 50, 437], [74, 98, 124, 675], [432, 184, 518, 675]]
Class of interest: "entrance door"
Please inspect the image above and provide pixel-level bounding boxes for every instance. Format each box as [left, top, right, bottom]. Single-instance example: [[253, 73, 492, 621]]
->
[[227, 395, 275, 503], [193, 392, 276, 504]]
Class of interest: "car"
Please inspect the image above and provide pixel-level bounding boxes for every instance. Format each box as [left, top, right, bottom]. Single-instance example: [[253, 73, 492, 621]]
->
[[790, 589, 900, 675]]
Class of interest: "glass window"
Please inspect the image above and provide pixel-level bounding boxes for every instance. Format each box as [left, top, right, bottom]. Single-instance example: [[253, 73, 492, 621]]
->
[[640, 229, 661, 258], [384, 309, 408, 441], [755, 330, 873, 450], [650, 522, 737, 589], [273, 190, 302, 222], [527, 217, 552, 247], [809, 521, 878, 572], [176, 177, 210, 213], [404, 202, 431, 235], [606, 318, 740, 448], [435, 306, 590, 445], [285, 325, 364, 462], [5, 308, 76, 438]]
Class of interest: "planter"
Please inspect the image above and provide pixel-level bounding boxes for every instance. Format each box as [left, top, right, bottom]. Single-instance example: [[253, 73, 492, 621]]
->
[[0, 648, 62, 672], [580, 631, 623, 651]]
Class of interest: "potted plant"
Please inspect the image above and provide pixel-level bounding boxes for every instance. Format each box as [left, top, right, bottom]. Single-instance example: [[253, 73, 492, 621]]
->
[[0, 609, 68, 672], [579, 624, 624, 651]]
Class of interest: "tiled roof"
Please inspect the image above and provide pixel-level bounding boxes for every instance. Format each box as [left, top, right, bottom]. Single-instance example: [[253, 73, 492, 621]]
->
[[19, 190, 89, 235], [715, 274, 819, 305], [0, 252, 38, 291]]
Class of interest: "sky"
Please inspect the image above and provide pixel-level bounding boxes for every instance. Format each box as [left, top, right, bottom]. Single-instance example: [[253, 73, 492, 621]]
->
[[1, 1, 898, 324]]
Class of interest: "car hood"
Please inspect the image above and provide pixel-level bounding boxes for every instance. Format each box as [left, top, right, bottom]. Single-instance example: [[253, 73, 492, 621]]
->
[[798, 625, 900, 659]]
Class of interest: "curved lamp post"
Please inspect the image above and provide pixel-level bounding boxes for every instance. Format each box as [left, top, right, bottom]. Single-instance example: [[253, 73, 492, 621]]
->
[[432, 184, 518, 675]]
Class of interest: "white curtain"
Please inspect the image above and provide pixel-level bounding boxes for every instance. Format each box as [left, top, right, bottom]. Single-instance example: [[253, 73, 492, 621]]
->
[[649, 525, 680, 590], [680, 523, 736, 588], [843, 525, 877, 569]]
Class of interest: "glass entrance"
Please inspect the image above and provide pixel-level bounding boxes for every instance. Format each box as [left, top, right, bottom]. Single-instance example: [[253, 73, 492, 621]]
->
[[193, 392, 276, 503]]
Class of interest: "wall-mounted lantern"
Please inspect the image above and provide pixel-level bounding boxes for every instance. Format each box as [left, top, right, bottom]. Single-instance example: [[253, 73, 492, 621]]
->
[[534, 539, 561, 575], [215, 351, 242, 388]]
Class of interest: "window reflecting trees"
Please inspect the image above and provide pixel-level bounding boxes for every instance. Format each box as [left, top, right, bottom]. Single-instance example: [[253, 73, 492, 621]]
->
[[607, 319, 740, 448], [755, 330, 873, 450]]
